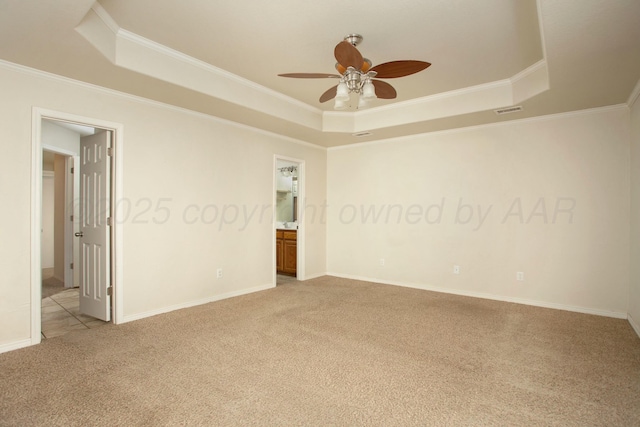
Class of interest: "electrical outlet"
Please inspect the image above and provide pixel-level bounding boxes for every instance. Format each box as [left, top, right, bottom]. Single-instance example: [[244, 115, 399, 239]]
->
[[379, 258, 385, 266], [453, 265, 460, 275], [216, 268, 223, 279], [516, 271, 524, 281]]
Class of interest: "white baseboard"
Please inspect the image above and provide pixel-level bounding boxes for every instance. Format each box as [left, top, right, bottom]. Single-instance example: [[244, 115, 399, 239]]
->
[[301, 272, 326, 281], [121, 283, 274, 324], [0, 339, 33, 355], [326, 272, 628, 319], [628, 314, 640, 339]]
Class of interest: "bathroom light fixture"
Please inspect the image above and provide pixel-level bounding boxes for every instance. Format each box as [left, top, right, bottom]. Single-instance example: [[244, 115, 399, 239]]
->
[[279, 166, 297, 177]]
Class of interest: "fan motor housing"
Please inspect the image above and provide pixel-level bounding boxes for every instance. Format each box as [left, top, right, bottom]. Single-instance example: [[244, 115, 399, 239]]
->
[[344, 34, 363, 46]]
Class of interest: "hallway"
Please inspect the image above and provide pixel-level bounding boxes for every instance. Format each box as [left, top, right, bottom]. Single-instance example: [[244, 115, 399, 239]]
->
[[41, 288, 107, 339]]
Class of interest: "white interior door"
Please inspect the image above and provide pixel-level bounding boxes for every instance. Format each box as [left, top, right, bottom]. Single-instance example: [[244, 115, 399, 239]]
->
[[78, 131, 111, 321]]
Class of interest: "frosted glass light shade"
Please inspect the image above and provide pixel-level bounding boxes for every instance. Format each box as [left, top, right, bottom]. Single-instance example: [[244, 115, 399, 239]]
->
[[362, 80, 376, 100], [335, 82, 350, 101], [334, 99, 348, 110]]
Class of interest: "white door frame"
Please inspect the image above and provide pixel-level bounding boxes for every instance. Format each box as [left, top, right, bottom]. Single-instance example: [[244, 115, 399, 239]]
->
[[31, 107, 124, 345], [273, 155, 305, 286]]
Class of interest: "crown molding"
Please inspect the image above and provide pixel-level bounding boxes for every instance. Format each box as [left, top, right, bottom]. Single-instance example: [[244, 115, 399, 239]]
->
[[627, 77, 640, 108], [321, 79, 513, 134], [328, 104, 628, 151], [322, 59, 549, 134], [115, 29, 319, 115], [75, 3, 117, 63], [0, 59, 325, 151], [91, 2, 120, 34], [511, 59, 549, 104], [77, 3, 323, 131], [77, 2, 550, 138]]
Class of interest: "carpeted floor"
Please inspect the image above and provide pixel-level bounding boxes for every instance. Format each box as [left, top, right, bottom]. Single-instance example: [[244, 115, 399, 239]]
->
[[1, 276, 639, 426]]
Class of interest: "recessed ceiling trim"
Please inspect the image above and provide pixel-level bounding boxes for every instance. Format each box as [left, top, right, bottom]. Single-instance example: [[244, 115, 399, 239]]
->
[[327, 59, 549, 133], [116, 30, 319, 113], [75, 4, 117, 63], [628, 76, 640, 107], [511, 60, 549, 104], [322, 111, 356, 133], [114, 30, 321, 129], [77, 2, 324, 131], [351, 79, 514, 132], [90, 2, 120, 34], [76, 1, 549, 138]]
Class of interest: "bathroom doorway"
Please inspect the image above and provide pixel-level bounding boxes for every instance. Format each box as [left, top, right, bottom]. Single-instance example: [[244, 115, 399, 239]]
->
[[274, 156, 304, 285]]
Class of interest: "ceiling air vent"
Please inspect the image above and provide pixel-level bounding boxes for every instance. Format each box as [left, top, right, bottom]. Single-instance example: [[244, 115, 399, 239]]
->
[[352, 131, 372, 137], [494, 106, 523, 115]]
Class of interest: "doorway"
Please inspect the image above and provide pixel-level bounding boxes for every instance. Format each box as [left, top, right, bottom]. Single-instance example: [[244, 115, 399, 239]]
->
[[274, 156, 305, 286], [41, 148, 74, 301], [31, 108, 124, 345]]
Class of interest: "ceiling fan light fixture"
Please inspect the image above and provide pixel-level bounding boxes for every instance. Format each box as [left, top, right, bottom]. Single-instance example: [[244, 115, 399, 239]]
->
[[278, 34, 431, 110], [362, 79, 376, 100], [334, 98, 349, 110], [335, 81, 350, 101], [361, 58, 372, 73]]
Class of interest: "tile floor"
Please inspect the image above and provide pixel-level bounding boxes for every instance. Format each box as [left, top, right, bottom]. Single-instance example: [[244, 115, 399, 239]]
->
[[41, 288, 108, 339], [276, 274, 298, 286]]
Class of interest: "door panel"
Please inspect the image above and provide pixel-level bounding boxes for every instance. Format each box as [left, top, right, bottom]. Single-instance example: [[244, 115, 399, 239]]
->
[[79, 131, 111, 321]]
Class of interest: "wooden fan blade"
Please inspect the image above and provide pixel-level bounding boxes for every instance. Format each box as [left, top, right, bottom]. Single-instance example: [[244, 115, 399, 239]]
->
[[372, 80, 397, 99], [370, 60, 431, 78], [278, 73, 340, 78], [319, 85, 338, 103], [334, 41, 364, 70]]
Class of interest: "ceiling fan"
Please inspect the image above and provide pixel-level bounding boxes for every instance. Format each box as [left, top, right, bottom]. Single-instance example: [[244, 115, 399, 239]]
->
[[278, 34, 431, 110]]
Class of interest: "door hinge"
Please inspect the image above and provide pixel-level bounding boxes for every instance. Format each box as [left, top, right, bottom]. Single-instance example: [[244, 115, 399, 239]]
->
[[70, 167, 74, 174], [107, 286, 113, 296], [107, 147, 114, 157], [70, 263, 74, 270], [70, 215, 74, 222], [107, 217, 113, 226]]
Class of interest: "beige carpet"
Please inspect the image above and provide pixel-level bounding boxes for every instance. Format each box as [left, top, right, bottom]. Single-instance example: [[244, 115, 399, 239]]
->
[[1, 276, 639, 426]]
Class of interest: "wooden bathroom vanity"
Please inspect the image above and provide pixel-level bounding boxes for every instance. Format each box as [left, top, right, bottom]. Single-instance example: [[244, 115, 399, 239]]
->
[[276, 229, 297, 276]]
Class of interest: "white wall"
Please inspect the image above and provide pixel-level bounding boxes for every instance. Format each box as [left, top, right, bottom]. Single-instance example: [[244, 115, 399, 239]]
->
[[327, 107, 631, 317], [0, 63, 326, 350], [42, 120, 81, 155], [0, 58, 635, 351], [53, 154, 66, 281], [629, 92, 640, 334], [41, 172, 55, 269]]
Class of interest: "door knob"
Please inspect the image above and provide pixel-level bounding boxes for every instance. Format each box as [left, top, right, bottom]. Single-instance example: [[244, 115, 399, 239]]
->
[[74, 232, 84, 237]]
